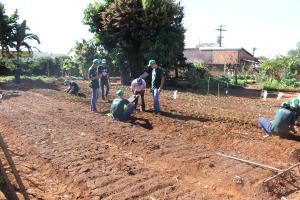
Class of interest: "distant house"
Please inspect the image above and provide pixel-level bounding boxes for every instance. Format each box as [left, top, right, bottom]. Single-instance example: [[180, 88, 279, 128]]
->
[[184, 47, 259, 75]]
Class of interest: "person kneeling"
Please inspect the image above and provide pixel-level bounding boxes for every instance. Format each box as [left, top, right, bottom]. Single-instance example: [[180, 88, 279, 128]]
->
[[111, 90, 135, 121], [259, 99, 298, 138], [64, 80, 79, 95]]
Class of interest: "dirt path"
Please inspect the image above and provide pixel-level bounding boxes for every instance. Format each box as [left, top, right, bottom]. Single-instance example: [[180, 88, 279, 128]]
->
[[1, 82, 300, 199]]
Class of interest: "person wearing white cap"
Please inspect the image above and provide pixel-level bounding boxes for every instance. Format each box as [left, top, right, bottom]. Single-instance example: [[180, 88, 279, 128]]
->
[[131, 78, 146, 111], [98, 58, 110, 100]]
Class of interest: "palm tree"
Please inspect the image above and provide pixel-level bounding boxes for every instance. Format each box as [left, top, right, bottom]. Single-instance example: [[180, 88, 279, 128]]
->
[[13, 20, 40, 63]]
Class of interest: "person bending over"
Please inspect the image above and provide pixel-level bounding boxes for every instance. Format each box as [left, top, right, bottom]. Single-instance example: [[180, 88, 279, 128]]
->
[[131, 78, 146, 111]]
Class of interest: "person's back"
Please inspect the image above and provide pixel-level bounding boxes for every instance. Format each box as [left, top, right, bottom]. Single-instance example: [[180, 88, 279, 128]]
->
[[111, 98, 129, 119], [271, 108, 295, 136]]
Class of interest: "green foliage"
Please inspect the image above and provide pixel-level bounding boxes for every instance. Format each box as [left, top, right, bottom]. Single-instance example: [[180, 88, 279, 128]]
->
[[83, 0, 185, 78], [28, 56, 60, 77], [0, 75, 57, 83], [185, 63, 208, 84], [70, 39, 103, 79], [0, 3, 40, 73], [185, 64, 233, 90]]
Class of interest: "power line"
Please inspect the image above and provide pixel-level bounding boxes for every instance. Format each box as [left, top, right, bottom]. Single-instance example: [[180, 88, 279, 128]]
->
[[216, 25, 227, 47]]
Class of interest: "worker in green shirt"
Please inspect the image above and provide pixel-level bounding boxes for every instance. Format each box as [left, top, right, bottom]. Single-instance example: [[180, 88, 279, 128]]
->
[[140, 59, 165, 114], [88, 59, 100, 112], [111, 90, 135, 121], [259, 98, 298, 138]]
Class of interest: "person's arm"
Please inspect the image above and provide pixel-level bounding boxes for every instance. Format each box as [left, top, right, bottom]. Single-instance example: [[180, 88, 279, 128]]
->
[[131, 81, 135, 93], [141, 80, 147, 91], [107, 67, 110, 82], [158, 76, 165, 93], [139, 72, 149, 79]]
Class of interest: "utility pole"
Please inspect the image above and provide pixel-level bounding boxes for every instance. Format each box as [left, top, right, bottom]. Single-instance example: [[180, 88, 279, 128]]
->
[[216, 25, 227, 47]]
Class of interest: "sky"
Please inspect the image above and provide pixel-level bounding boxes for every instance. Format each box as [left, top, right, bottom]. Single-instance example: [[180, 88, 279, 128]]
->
[[2, 0, 300, 58]]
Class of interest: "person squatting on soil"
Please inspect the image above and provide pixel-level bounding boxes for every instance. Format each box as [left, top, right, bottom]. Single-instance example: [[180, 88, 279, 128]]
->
[[64, 80, 79, 95], [98, 59, 110, 100], [88, 59, 100, 112], [259, 98, 299, 138], [131, 78, 146, 111], [111, 90, 135, 121], [140, 59, 165, 114]]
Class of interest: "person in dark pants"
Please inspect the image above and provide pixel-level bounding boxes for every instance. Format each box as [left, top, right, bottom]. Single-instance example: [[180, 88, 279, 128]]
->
[[88, 59, 100, 112], [98, 59, 110, 100], [64, 80, 79, 95], [111, 90, 135, 121], [259, 99, 298, 138], [131, 78, 146, 111], [13, 65, 21, 85]]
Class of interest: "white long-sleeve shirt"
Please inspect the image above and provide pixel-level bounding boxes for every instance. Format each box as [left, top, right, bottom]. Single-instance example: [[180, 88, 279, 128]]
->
[[131, 78, 146, 92]]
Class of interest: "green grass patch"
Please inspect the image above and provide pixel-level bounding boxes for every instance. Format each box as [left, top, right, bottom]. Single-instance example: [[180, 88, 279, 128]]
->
[[0, 75, 57, 83], [260, 80, 300, 91]]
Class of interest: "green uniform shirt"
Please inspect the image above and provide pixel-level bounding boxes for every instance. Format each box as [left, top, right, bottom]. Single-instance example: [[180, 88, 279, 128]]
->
[[98, 65, 109, 83], [271, 108, 295, 135], [151, 67, 164, 89], [88, 66, 99, 89], [111, 98, 129, 119]]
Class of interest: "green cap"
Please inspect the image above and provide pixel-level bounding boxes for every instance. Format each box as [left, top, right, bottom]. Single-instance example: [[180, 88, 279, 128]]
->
[[147, 59, 156, 67], [116, 90, 124, 96], [292, 98, 299, 108], [282, 101, 290, 109], [93, 59, 100, 66]]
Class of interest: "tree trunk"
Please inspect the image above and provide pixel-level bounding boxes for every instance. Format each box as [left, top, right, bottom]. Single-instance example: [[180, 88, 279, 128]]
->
[[175, 66, 178, 78], [127, 49, 143, 79]]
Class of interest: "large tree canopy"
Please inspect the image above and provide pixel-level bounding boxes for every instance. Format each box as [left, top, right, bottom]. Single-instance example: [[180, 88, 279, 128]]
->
[[83, 0, 185, 78], [0, 2, 40, 70]]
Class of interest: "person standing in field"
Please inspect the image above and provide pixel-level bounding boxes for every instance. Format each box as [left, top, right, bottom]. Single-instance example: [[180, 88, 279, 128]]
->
[[131, 78, 146, 111], [13, 65, 21, 85], [88, 59, 100, 112], [140, 60, 165, 114], [98, 59, 110, 100]]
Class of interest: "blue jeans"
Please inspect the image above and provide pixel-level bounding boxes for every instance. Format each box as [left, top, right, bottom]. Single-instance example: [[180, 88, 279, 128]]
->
[[122, 103, 135, 120], [91, 88, 99, 111], [152, 88, 160, 114], [259, 117, 272, 135]]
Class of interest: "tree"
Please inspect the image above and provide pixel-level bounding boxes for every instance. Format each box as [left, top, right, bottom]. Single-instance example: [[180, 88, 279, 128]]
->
[[12, 20, 40, 63], [0, 3, 40, 73], [0, 3, 17, 56], [83, 0, 185, 78], [70, 39, 102, 79], [30, 56, 60, 76]]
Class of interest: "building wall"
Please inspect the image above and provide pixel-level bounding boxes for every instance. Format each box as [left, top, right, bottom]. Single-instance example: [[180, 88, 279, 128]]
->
[[212, 50, 239, 64], [239, 50, 255, 61]]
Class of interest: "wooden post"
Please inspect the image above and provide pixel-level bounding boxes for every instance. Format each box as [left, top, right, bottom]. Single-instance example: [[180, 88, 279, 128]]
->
[[217, 82, 220, 97], [207, 77, 210, 95], [0, 133, 29, 200]]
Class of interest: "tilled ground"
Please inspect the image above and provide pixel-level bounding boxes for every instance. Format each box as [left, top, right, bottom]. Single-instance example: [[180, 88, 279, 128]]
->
[[1, 80, 300, 199]]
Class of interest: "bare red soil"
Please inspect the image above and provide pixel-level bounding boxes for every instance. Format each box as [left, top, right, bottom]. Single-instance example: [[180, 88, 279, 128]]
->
[[1, 80, 300, 199]]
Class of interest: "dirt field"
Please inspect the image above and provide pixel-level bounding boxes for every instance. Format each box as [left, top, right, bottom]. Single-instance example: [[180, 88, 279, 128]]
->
[[1, 79, 300, 199]]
